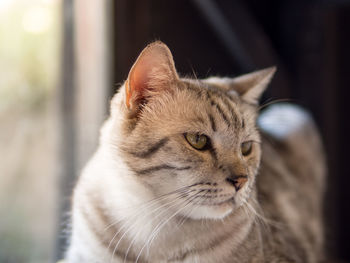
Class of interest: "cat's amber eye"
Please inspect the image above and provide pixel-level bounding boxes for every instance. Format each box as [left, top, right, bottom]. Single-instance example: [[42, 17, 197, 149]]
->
[[241, 141, 253, 156], [185, 133, 209, 150]]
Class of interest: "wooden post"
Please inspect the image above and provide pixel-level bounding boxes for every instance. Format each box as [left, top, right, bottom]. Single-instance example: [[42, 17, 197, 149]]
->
[[55, 0, 112, 260], [55, 0, 75, 261], [74, 0, 112, 170]]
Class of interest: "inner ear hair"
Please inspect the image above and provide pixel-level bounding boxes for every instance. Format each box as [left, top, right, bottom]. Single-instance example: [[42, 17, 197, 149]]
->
[[124, 41, 179, 117]]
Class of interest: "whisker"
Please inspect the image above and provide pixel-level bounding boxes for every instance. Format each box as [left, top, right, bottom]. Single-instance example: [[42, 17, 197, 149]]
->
[[242, 199, 282, 236], [107, 194, 172, 251], [104, 192, 179, 233], [104, 183, 202, 232], [135, 190, 208, 263], [144, 190, 207, 256], [121, 190, 193, 262], [258, 98, 293, 111], [106, 190, 188, 260], [177, 188, 215, 228], [110, 189, 193, 262]]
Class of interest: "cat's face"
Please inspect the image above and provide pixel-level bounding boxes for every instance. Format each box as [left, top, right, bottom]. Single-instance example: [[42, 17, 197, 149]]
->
[[111, 42, 275, 220]]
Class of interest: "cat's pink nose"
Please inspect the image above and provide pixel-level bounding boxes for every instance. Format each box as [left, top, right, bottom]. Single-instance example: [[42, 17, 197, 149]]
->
[[226, 175, 248, 191]]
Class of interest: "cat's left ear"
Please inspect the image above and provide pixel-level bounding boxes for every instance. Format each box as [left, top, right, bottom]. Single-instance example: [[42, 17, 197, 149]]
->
[[124, 41, 178, 116], [229, 67, 276, 104]]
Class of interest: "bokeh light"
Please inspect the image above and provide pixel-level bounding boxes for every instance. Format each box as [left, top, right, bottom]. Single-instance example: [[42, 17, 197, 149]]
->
[[22, 6, 52, 34]]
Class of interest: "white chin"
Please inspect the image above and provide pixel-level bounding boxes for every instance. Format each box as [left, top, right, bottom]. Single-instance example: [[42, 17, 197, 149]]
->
[[182, 203, 234, 220]]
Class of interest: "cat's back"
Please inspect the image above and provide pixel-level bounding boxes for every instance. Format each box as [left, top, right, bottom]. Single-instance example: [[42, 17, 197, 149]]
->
[[257, 104, 326, 262]]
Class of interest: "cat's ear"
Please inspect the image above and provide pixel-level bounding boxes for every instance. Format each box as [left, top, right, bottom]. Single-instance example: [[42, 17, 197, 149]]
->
[[125, 41, 178, 115], [229, 67, 276, 104]]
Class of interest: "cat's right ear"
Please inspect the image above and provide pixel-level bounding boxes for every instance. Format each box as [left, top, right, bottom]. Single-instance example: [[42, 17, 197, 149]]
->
[[203, 67, 276, 104], [228, 67, 276, 104], [124, 41, 178, 117]]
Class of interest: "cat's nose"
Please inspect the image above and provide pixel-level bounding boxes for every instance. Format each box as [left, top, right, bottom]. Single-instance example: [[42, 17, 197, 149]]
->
[[226, 175, 248, 191]]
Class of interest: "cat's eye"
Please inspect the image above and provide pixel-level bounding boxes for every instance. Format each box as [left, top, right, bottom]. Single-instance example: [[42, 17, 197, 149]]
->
[[184, 133, 209, 150], [241, 141, 253, 156]]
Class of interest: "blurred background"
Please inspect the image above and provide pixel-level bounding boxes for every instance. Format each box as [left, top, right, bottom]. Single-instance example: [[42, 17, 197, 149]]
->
[[1, 0, 350, 262], [0, 0, 59, 262]]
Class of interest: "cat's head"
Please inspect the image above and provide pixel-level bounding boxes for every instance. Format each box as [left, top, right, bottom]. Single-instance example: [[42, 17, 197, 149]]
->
[[109, 41, 275, 220]]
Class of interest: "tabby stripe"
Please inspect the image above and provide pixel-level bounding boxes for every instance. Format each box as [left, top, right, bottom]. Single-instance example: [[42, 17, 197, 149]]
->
[[208, 114, 216, 132], [136, 165, 191, 175], [225, 94, 247, 128], [215, 103, 231, 127], [205, 90, 211, 100], [168, 219, 248, 262], [209, 147, 218, 162], [208, 93, 232, 128], [129, 137, 169, 158], [221, 96, 241, 129]]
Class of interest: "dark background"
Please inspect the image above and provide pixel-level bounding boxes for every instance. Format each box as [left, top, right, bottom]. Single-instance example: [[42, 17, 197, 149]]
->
[[59, 0, 350, 261], [113, 0, 350, 260]]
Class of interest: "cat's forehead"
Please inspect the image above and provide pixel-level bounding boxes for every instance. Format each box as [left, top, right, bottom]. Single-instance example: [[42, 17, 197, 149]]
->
[[147, 78, 256, 134], [179, 78, 247, 116], [182, 78, 238, 96]]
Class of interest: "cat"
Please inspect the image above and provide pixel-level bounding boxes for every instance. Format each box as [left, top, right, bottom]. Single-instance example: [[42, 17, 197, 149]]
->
[[65, 41, 326, 263]]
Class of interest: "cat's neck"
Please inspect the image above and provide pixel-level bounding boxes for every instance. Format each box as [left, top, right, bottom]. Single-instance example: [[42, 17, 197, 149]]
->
[[70, 202, 260, 263]]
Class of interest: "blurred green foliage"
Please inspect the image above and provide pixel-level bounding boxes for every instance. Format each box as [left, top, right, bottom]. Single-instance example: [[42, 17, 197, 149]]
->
[[0, 0, 60, 112], [0, 0, 60, 262]]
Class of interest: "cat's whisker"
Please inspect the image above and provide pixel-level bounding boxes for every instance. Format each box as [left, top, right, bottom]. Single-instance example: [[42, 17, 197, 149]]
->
[[106, 191, 184, 257], [242, 199, 277, 235], [144, 189, 210, 249], [130, 193, 198, 262], [142, 192, 205, 261], [190, 65, 201, 86], [121, 190, 194, 263], [142, 191, 199, 258], [176, 191, 207, 228], [104, 195, 172, 234], [104, 183, 201, 233], [177, 189, 215, 228], [106, 195, 172, 254], [104, 189, 187, 233], [176, 208, 191, 229], [258, 98, 293, 111], [137, 190, 209, 263], [112, 187, 205, 263], [109, 182, 210, 240], [122, 197, 181, 263], [110, 189, 194, 263], [251, 198, 285, 230], [241, 200, 267, 238], [243, 206, 254, 229], [176, 198, 200, 229]]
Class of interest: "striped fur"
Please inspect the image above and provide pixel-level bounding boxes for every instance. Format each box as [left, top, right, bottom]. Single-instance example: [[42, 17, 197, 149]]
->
[[65, 42, 325, 262]]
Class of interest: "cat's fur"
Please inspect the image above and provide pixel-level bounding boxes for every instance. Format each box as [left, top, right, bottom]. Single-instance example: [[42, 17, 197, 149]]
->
[[65, 42, 325, 263]]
